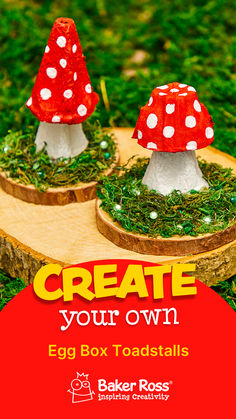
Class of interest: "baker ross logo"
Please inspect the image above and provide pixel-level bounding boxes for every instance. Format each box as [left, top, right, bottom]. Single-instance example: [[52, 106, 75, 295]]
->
[[97, 378, 172, 401], [68, 372, 95, 403], [68, 372, 172, 403]]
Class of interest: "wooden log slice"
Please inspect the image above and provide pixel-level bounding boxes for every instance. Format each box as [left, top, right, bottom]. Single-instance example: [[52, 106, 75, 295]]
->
[[0, 147, 119, 205], [96, 200, 236, 257]]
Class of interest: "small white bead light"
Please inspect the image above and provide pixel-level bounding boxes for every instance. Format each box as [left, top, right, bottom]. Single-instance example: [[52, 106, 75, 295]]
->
[[150, 211, 158, 220], [100, 140, 108, 149], [114, 204, 122, 211], [133, 189, 141, 196], [203, 216, 212, 224], [177, 224, 183, 229]]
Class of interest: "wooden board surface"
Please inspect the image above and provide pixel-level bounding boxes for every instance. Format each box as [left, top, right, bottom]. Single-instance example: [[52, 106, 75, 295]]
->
[[0, 128, 235, 285]]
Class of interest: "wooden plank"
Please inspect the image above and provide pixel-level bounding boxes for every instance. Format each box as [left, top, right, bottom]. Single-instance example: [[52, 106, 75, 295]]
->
[[0, 128, 235, 286]]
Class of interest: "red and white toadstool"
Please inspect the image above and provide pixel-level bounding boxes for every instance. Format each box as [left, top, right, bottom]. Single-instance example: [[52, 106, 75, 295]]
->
[[132, 82, 214, 195], [26, 17, 99, 159]]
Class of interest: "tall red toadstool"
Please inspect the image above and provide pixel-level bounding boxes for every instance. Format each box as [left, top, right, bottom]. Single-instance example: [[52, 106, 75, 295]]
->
[[26, 17, 99, 159], [132, 82, 214, 195]]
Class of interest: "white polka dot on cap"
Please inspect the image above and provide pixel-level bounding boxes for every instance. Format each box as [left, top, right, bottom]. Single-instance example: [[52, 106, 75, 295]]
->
[[147, 142, 157, 150], [170, 88, 179, 93], [186, 141, 197, 150], [77, 104, 87, 116], [179, 83, 187, 88], [56, 36, 66, 48], [45, 45, 50, 53], [205, 127, 214, 139], [157, 84, 168, 89], [74, 72, 77, 81], [147, 113, 158, 129], [179, 93, 187, 96], [166, 104, 175, 114], [46, 67, 57, 79], [52, 115, 61, 123], [187, 86, 196, 92], [159, 92, 167, 96], [148, 97, 153, 106], [40, 88, 51, 100], [72, 44, 77, 53], [59, 59, 67, 68], [185, 116, 196, 128], [26, 97, 32, 107], [163, 126, 175, 138], [63, 89, 72, 99], [193, 100, 201, 112], [138, 130, 142, 139], [85, 83, 92, 93]]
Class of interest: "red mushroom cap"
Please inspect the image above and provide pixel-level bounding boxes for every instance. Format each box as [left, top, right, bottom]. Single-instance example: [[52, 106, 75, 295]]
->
[[26, 17, 99, 124], [132, 82, 214, 152]]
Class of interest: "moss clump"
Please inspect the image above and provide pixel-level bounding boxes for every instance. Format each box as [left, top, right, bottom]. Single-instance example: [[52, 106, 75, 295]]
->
[[211, 276, 236, 312], [0, 270, 26, 311], [97, 158, 236, 238], [0, 121, 116, 191]]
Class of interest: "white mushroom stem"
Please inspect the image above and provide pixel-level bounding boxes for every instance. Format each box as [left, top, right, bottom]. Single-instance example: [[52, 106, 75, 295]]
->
[[35, 122, 88, 159], [143, 150, 209, 195]]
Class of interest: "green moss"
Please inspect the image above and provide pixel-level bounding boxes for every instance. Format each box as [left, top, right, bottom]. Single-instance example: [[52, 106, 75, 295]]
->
[[0, 121, 116, 191], [97, 158, 236, 238], [0, 270, 26, 311], [211, 275, 236, 311]]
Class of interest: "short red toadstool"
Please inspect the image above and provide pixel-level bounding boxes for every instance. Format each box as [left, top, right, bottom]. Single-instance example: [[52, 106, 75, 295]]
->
[[132, 82, 214, 195], [26, 17, 99, 159]]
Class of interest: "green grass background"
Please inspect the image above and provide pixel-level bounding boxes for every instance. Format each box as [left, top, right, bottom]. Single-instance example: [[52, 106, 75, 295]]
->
[[0, 0, 235, 309]]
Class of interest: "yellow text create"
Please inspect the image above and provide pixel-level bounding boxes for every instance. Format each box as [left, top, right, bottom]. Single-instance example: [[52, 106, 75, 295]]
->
[[33, 263, 197, 302]]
